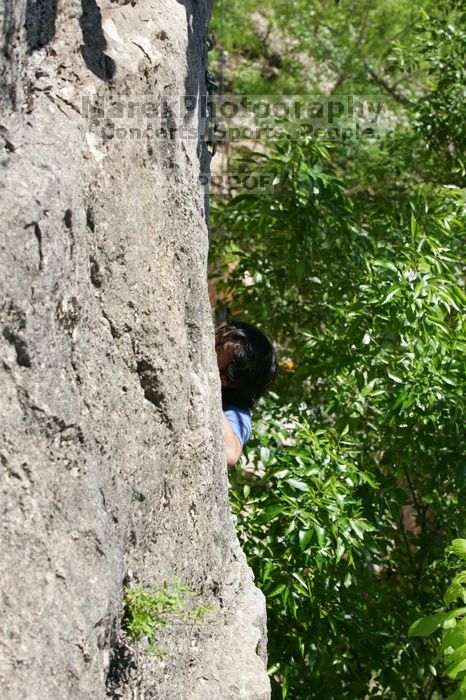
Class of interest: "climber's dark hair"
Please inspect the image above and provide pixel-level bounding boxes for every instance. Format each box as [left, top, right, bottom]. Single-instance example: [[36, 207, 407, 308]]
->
[[215, 320, 277, 410]]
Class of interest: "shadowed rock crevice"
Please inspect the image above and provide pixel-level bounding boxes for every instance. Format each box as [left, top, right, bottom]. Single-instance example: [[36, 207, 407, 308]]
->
[[25, 0, 58, 52], [3, 325, 31, 367], [89, 255, 103, 287], [79, 0, 116, 81], [106, 640, 137, 697], [1, 303, 31, 367], [135, 359, 173, 428]]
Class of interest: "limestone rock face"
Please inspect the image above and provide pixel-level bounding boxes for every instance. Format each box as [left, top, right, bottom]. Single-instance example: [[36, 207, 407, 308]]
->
[[0, 1, 270, 698]]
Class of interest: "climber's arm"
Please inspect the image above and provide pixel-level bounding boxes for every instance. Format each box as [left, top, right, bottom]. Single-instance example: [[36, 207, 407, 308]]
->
[[223, 413, 242, 466], [222, 406, 252, 467]]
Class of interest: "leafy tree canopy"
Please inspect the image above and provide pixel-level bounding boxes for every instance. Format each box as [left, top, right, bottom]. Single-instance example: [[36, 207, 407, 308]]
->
[[209, 1, 466, 697]]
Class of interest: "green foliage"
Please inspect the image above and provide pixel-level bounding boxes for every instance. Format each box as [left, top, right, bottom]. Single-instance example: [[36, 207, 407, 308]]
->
[[210, 0, 466, 697], [123, 578, 211, 656], [209, 0, 426, 95], [215, 137, 465, 697], [269, 0, 424, 95], [230, 401, 381, 697], [395, 0, 466, 183], [410, 541, 466, 699]]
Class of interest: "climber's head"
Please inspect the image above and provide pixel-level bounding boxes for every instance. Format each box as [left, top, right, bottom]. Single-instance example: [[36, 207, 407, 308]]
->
[[215, 320, 277, 410]]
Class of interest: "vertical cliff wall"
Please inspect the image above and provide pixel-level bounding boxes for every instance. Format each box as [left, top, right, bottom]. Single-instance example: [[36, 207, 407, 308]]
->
[[0, 1, 270, 698]]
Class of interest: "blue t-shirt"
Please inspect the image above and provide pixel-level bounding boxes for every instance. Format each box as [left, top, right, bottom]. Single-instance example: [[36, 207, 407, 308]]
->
[[223, 404, 252, 448]]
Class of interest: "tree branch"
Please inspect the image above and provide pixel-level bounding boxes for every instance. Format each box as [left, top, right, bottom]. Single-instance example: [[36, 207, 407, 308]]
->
[[365, 62, 413, 106]]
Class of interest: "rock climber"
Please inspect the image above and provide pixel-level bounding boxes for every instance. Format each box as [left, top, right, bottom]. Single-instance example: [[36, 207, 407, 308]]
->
[[215, 320, 277, 466]]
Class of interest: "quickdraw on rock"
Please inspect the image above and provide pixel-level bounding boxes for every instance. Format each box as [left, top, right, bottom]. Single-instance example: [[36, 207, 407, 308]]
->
[[205, 34, 223, 158], [205, 70, 220, 157]]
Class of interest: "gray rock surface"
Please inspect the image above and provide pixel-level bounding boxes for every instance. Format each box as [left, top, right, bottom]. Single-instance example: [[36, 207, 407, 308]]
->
[[0, 1, 270, 698]]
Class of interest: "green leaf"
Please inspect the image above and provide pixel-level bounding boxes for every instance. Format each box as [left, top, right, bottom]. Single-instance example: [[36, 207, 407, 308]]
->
[[445, 658, 466, 680], [257, 505, 286, 523], [444, 608, 466, 629], [299, 529, 314, 551], [268, 583, 287, 598], [382, 286, 400, 304], [260, 446, 271, 463], [452, 540, 466, 561], [444, 643, 466, 668], [349, 519, 365, 540], [445, 582, 466, 607], [287, 478, 308, 491], [409, 611, 448, 637], [315, 524, 325, 547]]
